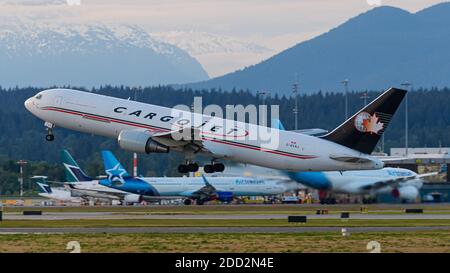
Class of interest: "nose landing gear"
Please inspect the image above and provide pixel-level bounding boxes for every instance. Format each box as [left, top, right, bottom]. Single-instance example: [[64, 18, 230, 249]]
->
[[44, 122, 55, 142]]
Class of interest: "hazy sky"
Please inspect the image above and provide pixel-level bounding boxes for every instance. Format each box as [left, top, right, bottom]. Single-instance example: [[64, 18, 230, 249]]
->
[[1, 0, 447, 50]]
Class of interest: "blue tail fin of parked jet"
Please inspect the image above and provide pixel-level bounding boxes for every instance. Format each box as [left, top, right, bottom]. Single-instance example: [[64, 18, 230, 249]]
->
[[62, 149, 92, 182], [271, 118, 285, 130], [101, 150, 131, 180]]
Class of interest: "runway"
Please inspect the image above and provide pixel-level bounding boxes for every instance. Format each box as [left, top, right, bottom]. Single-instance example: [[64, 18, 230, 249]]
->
[[3, 212, 450, 220], [1, 226, 450, 234]]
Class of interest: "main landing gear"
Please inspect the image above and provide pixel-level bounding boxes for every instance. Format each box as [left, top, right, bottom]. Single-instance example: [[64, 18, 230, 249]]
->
[[178, 162, 200, 174], [177, 161, 225, 174], [44, 122, 55, 142], [203, 163, 225, 173]]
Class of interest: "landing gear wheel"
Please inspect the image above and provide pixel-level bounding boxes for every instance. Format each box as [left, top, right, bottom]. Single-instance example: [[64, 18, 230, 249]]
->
[[184, 199, 192, 205], [187, 163, 199, 172], [213, 163, 225, 172], [178, 164, 188, 174], [204, 164, 214, 173], [45, 134, 54, 142], [44, 122, 55, 142]]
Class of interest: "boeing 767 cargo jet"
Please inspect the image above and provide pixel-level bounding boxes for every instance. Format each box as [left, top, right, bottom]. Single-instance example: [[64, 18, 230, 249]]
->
[[24, 88, 406, 173]]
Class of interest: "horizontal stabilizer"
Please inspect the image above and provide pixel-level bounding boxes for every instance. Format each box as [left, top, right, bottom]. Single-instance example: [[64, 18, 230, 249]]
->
[[292, 128, 328, 136], [329, 154, 373, 163]]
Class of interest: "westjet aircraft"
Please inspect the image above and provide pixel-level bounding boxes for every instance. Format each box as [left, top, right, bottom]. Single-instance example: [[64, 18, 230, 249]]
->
[[25, 87, 406, 174], [99, 150, 299, 205], [34, 178, 81, 203], [61, 149, 147, 204]]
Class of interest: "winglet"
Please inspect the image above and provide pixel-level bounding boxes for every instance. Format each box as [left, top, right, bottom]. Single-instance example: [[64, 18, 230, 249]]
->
[[201, 174, 212, 186], [271, 119, 285, 131]]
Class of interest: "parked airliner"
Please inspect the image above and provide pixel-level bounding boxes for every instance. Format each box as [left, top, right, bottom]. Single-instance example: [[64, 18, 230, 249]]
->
[[61, 149, 147, 204], [34, 178, 81, 203], [272, 119, 438, 203], [99, 150, 299, 205], [25, 87, 406, 173]]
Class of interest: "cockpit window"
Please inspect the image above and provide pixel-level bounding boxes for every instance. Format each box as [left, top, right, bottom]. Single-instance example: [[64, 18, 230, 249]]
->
[[35, 94, 42, 100]]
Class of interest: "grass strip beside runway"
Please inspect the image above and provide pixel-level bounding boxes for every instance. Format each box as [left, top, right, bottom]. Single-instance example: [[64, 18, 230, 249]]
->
[[4, 204, 450, 215], [1, 231, 449, 253]]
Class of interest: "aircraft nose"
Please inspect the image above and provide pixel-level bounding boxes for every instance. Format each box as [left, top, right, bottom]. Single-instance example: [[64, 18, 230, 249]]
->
[[24, 97, 34, 111]]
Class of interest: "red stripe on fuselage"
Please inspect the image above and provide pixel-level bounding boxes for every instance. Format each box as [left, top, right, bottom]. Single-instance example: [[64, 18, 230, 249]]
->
[[41, 106, 317, 160]]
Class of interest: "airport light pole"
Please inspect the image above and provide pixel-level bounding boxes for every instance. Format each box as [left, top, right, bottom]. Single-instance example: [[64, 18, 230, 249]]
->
[[256, 90, 270, 106], [16, 160, 27, 198], [341, 79, 350, 120], [401, 82, 412, 157], [292, 80, 299, 131], [360, 91, 369, 107]]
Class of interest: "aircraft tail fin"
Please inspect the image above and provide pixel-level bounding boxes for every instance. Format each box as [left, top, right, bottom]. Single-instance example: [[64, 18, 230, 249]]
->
[[271, 118, 286, 131], [35, 181, 52, 194], [62, 149, 92, 182], [320, 87, 407, 154], [101, 150, 131, 179]]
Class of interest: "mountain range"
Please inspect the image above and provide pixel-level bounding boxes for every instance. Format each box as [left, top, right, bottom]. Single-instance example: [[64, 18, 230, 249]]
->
[[0, 20, 209, 88], [184, 3, 450, 95]]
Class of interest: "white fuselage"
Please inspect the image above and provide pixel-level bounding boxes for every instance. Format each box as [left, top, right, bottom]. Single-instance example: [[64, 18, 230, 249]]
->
[[327, 169, 422, 195], [67, 180, 132, 200], [25, 89, 383, 172], [38, 188, 82, 203], [141, 177, 299, 197], [288, 167, 423, 199]]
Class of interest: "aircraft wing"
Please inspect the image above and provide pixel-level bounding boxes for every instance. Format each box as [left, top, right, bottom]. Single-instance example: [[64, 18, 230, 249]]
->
[[359, 171, 438, 191], [181, 175, 218, 199], [151, 127, 207, 153], [417, 172, 439, 179], [376, 156, 410, 162]]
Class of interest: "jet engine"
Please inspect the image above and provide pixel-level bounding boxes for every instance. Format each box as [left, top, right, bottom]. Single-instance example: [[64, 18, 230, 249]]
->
[[392, 186, 419, 201], [123, 194, 143, 204], [118, 130, 169, 154], [216, 191, 234, 203]]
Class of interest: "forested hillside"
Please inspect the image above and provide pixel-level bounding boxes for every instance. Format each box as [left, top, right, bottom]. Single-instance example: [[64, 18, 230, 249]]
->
[[0, 86, 449, 195]]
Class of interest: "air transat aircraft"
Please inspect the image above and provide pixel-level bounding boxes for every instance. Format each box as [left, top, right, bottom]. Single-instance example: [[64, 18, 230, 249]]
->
[[99, 150, 298, 205], [288, 168, 437, 203], [25, 87, 406, 174]]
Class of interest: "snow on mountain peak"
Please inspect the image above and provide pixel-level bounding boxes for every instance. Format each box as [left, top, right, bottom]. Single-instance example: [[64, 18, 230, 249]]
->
[[151, 31, 274, 56], [0, 20, 209, 87]]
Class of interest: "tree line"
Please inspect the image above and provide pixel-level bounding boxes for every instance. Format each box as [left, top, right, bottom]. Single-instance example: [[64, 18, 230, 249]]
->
[[0, 85, 449, 195]]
